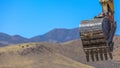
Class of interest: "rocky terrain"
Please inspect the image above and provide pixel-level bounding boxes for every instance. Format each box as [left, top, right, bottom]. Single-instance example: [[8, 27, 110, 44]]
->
[[0, 36, 120, 68]]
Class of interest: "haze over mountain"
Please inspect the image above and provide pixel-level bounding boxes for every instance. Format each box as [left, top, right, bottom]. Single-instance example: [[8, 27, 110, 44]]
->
[[0, 28, 80, 46]]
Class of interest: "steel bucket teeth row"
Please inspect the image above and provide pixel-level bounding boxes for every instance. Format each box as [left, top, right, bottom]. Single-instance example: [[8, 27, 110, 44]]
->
[[85, 48, 113, 62]]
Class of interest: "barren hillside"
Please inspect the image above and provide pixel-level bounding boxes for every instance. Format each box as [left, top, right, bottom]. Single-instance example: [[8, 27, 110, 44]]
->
[[0, 43, 93, 68]]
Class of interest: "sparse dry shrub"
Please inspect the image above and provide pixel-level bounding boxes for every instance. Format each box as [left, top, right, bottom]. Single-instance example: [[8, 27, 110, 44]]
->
[[26, 45, 29, 47], [22, 46, 24, 48]]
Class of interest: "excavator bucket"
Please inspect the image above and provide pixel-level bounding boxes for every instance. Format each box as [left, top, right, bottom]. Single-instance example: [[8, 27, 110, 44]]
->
[[79, 17, 116, 62]]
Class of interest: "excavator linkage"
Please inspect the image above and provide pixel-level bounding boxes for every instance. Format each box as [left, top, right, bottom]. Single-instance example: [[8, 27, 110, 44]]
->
[[79, 18, 116, 62]]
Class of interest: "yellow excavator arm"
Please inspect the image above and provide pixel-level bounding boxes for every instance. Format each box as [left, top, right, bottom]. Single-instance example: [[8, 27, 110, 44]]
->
[[100, 0, 114, 20]]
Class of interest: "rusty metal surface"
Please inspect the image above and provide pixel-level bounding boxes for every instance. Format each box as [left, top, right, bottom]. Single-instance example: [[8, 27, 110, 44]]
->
[[79, 18, 115, 62]]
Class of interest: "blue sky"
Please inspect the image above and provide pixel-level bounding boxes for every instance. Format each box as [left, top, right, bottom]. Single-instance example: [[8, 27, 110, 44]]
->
[[0, 0, 120, 38]]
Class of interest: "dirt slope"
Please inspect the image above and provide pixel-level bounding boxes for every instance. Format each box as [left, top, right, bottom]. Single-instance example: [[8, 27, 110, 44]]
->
[[113, 36, 120, 61], [0, 43, 93, 68], [58, 36, 120, 68]]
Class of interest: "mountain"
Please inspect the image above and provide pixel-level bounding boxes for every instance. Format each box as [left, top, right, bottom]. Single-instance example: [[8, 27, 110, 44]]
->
[[30, 28, 80, 43], [0, 33, 29, 46], [0, 28, 80, 46]]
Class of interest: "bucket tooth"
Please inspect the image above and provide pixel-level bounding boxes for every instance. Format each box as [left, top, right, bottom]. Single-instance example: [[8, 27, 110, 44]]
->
[[100, 53, 104, 61], [109, 52, 113, 59], [86, 53, 90, 62], [95, 49, 99, 61], [107, 47, 113, 59], [90, 50, 95, 62], [85, 50, 90, 62], [104, 53, 108, 60]]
